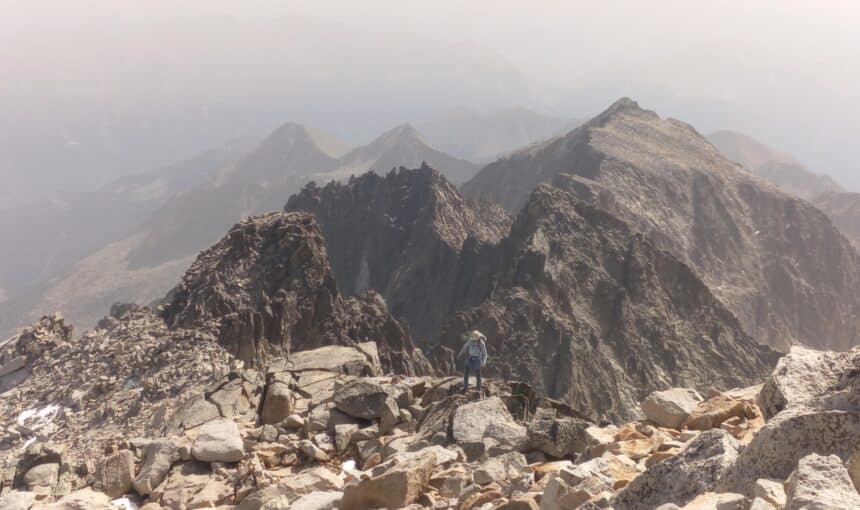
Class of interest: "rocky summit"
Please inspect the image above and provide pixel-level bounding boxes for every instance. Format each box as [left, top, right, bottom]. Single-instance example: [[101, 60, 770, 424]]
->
[[463, 98, 860, 352], [163, 211, 431, 376], [1, 308, 857, 509], [286, 165, 511, 343]]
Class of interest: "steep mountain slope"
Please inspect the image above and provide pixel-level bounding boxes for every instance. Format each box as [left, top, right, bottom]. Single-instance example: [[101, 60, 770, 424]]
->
[[708, 130, 843, 200], [812, 191, 860, 250], [464, 98, 860, 351], [420, 107, 583, 162], [0, 138, 256, 298], [285, 165, 510, 342], [433, 185, 779, 421], [0, 139, 258, 338], [125, 122, 346, 270], [320, 124, 480, 183], [706, 130, 796, 170], [751, 160, 843, 200], [163, 211, 431, 375]]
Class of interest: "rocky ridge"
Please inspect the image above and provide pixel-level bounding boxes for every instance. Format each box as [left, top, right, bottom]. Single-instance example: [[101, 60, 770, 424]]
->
[[285, 165, 511, 342], [463, 99, 860, 352], [1, 313, 857, 509], [163, 211, 430, 375], [433, 184, 779, 421]]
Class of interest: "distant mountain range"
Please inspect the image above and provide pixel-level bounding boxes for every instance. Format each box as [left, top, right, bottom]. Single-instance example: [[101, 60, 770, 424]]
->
[[420, 107, 584, 162], [707, 130, 843, 200], [0, 121, 481, 336]]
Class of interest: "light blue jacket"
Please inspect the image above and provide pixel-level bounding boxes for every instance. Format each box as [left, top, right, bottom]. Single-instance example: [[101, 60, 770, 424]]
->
[[459, 338, 488, 366]]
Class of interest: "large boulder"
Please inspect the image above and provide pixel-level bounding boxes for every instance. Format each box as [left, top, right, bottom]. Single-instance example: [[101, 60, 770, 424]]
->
[[785, 453, 860, 509], [95, 449, 135, 498], [261, 372, 294, 424], [641, 388, 703, 429], [134, 440, 180, 495], [451, 396, 528, 449], [527, 418, 591, 458], [340, 450, 436, 510], [473, 452, 529, 485], [758, 346, 855, 419], [191, 418, 245, 462], [613, 430, 741, 510], [723, 407, 860, 494], [333, 380, 389, 419]]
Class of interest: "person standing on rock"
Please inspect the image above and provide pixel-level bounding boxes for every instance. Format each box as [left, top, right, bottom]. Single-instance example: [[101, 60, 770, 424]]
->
[[459, 330, 488, 392]]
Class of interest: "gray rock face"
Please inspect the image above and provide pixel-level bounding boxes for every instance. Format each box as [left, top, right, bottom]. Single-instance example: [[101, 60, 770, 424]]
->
[[191, 418, 245, 463], [435, 185, 778, 421], [613, 430, 741, 510], [163, 211, 432, 375], [285, 165, 510, 344], [758, 346, 855, 419], [527, 418, 591, 458], [333, 380, 389, 420], [473, 452, 528, 485], [641, 388, 703, 429], [785, 453, 860, 510], [451, 396, 527, 449], [724, 407, 860, 495], [463, 98, 860, 352]]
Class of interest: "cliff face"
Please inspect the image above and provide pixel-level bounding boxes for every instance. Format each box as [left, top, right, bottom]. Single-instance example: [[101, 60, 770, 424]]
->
[[285, 165, 510, 342], [162, 211, 431, 375], [433, 185, 779, 421], [463, 98, 860, 351]]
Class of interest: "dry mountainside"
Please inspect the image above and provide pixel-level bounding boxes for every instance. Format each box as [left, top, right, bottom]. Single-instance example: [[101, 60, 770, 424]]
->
[[463, 98, 860, 351]]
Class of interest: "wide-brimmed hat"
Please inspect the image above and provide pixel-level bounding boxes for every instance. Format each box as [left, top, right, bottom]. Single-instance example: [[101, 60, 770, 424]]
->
[[469, 330, 485, 341]]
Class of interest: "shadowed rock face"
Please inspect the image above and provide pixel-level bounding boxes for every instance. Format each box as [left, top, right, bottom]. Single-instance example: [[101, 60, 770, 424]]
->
[[285, 165, 511, 343], [434, 185, 779, 421], [163, 211, 431, 375], [463, 98, 860, 351]]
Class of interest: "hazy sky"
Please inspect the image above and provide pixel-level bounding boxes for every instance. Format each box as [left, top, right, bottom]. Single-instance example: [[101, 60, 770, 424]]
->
[[2, 0, 859, 202]]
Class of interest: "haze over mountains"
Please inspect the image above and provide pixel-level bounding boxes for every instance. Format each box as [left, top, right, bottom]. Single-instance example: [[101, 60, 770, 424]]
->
[[0, 119, 486, 337], [464, 98, 860, 351], [707, 130, 844, 200]]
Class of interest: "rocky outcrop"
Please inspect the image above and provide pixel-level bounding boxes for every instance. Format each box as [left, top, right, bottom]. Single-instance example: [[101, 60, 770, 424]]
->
[[724, 345, 860, 494], [435, 185, 778, 421], [785, 453, 860, 509], [285, 165, 511, 342], [613, 430, 741, 510], [163, 211, 431, 374], [464, 98, 860, 351]]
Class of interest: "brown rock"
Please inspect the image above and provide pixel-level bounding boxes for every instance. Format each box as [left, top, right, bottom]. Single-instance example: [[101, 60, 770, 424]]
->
[[340, 450, 436, 510]]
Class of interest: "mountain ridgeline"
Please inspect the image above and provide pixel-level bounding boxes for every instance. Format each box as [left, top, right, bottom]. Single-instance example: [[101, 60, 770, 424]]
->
[[462, 98, 860, 351]]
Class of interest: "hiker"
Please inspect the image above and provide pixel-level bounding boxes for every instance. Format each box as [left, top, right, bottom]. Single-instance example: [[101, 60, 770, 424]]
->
[[459, 330, 488, 392]]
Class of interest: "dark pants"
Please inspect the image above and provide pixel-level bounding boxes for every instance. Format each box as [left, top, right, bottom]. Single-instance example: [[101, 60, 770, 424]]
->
[[464, 356, 482, 390]]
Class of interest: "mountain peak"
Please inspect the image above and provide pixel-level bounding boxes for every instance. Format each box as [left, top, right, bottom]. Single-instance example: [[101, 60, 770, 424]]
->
[[371, 123, 426, 147]]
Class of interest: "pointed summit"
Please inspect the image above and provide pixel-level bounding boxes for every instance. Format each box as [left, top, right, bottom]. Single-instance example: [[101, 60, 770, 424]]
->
[[330, 123, 479, 183], [463, 98, 860, 352]]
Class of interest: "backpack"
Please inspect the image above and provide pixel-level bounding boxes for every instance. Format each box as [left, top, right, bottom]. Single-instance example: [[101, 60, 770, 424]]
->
[[467, 339, 484, 357]]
